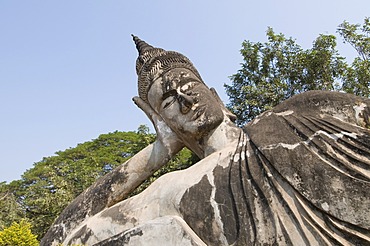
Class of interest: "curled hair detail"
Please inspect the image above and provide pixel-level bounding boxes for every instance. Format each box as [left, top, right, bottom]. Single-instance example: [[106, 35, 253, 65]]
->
[[133, 35, 203, 103]]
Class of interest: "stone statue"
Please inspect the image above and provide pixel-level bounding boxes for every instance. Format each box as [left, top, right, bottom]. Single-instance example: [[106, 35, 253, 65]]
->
[[41, 36, 370, 246]]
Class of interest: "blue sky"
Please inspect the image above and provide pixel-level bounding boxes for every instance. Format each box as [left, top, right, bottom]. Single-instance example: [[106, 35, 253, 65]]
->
[[0, 1, 368, 182]]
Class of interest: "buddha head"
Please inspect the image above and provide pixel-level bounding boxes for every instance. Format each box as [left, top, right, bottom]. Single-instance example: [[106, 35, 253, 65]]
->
[[132, 35, 227, 140]]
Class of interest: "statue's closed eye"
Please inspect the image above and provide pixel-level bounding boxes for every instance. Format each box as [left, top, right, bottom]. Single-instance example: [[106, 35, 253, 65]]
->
[[162, 89, 178, 109]]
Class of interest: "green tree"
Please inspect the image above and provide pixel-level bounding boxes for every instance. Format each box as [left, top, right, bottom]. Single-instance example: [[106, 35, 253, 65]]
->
[[0, 220, 38, 246], [338, 17, 370, 97], [0, 182, 24, 230], [225, 18, 369, 125]]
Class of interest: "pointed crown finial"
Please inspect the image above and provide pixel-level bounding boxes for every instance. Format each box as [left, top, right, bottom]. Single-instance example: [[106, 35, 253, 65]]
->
[[131, 35, 202, 103], [131, 34, 154, 55]]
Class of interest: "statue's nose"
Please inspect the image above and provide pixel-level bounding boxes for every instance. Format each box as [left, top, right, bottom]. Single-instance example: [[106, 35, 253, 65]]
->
[[178, 92, 194, 114]]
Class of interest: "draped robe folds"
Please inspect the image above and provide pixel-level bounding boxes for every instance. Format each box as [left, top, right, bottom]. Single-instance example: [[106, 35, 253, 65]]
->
[[198, 91, 370, 245]]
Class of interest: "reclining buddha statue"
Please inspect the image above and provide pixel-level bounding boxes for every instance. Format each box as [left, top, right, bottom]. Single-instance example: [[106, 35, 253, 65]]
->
[[41, 36, 370, 246]]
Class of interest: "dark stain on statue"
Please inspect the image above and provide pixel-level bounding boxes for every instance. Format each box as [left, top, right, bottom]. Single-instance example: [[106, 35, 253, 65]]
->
[[100, 203, 131, 224], [212, 165, 238, 244], [93, 228, 143, 246], [179, 175, 221, 245], [41, 166, 131, 245], [66, 225, 94, 245]]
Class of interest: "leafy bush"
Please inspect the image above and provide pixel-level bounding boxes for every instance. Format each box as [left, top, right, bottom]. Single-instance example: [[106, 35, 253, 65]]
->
[[0, 220, 38, 246]]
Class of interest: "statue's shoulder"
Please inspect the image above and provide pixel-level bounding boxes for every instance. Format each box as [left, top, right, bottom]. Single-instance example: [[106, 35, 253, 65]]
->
[[272, 90, 370, 128]]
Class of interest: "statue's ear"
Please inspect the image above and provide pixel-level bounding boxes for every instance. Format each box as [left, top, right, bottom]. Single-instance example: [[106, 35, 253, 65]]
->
[[210, 87, 237, 122]]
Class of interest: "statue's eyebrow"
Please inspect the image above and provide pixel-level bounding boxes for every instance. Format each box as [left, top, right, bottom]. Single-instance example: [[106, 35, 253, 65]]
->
[[178, 78, 202, 88], [178, 78, 199, 88]]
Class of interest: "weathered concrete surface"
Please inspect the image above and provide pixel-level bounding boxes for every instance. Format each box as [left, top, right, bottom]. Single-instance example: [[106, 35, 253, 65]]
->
[[247, 90, 370, 228], [41, 35, 370, 245], [48, 91, 370, 246], [93, 216, 206, 246]]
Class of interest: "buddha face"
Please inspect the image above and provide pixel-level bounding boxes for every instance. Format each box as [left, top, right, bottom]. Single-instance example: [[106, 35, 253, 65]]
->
[[147, 68, 224, 140]]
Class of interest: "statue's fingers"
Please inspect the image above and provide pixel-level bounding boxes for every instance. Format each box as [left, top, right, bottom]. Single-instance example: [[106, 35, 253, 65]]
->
[[132, 96, 145, 108], [132, 96, 153, 114], [132, 96, 162, 124]]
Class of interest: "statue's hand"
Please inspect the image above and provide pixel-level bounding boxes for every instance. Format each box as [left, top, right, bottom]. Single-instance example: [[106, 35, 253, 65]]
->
[[132, 96, 184, 155]]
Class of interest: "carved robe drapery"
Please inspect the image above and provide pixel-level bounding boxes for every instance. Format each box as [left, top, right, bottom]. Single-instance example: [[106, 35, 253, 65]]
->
[[179, 91, 370, 245]]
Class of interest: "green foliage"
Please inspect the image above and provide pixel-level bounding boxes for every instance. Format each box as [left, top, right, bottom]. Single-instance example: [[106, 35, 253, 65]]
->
[[225, 27, 346, 124], [0, 220, 38, 246], [15, 125, 155, 239], [338, 17, 370, 61], [0, 182, 24, 230], [338, 17, 370, 97], [225, 18, 370, 125]]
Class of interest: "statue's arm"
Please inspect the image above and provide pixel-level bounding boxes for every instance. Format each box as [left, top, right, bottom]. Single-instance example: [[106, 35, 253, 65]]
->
[[41, 98, 184, 245], [80, 96, 184, 208], [91, 96, 184, 207], [106, 132, 183, 207]]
